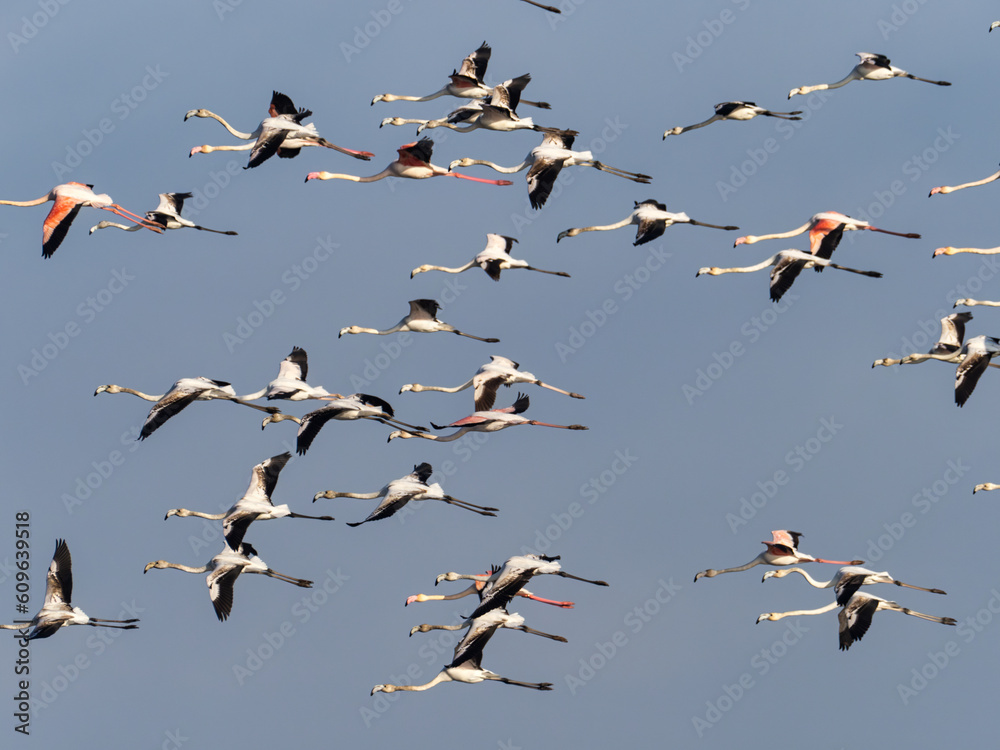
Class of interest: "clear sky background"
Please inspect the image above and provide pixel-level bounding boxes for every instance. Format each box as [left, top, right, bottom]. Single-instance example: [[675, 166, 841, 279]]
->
[[2, 0, 999, 746]]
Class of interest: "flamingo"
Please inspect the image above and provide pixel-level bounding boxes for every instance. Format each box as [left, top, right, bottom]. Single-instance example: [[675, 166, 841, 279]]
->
[[955, 335, 1000, 406], [406, 564, 575, 609], [955, 299, 1000, 308], [929, 164, 1000, 197], [305, 138, 512, 186], [449, 128, 651, 209], [734, 211, 919, 253], [261, 394, 428, 455], [409, 610, 566, 642], [934, 245, 1000, 258], [663, 101, 802, 137], [872, 312, 982, 367], [0, 540, 139, 640], [381, 75, 544, 135], [757, 591, 956, 651], [185, 90, 374, 162], [387, 393, 588, 442], [89, 192, 237, 235], [370, 42, 550, 109], [435, 554, 608, 620], [0, 182, 161, 258], [762, 566, 946, 598], [788, 52, 951, 98], [693, 530, 863, 582], [94, 378, 279, 440], [313, 462, 498, 525], [164, 453, 334, 548], [410, 234, 569, 281], [992, 21, 1000, 31], [696, 239, 883, 303], [339, 299, 500, 342], [400, 355, 584, 411], [240, 347, 336, 401], [371, 609, 553, 695], [144, 542, 312, 622], [974, 482, 1000, 493], [557, 199, 738, 245]]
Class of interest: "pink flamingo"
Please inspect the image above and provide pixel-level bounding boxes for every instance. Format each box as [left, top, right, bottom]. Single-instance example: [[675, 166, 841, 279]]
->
[[694, 530, 863, 581]]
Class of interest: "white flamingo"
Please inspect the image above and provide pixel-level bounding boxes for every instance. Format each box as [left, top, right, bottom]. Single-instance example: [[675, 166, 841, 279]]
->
[[694, 530, 863, 582], [955, 335, 1000, 407], [94, 377, 279, 440], [144, 542, 312, 622], [400, 355, 584, 411], [164, 453, 334, 548], [313, 462, 498, 525], [89, 192, 237, 235], [0, 540, 139, 640], [449, 128, 651, 209], [240, 347, 336, 401], [762, 566, 946, 598], [339, 299, 500, 343], [929, 164, 1000, 197], [872, 312, 978, 367], [557, 199, 738, 245], [788, 52, 951, 98], [663, 101, 802, 137], [410, 233, 569, 281], [409, 610, 567, 641]]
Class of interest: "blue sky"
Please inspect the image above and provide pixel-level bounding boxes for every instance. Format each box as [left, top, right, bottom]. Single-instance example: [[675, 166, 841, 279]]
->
[[2, 0, 1000, 747]]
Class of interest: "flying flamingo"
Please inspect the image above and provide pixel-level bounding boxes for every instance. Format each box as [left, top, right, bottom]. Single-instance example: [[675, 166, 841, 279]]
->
[[733, 211, 920, 252], [185, 90, 374, 162], [934, 245, 1000, 258], [410, 233, 569, 281], [435, 554, 608, 620], [371, 609, 554, 695], [339, 299, 500, 342], [370, 42, 550, 109], [240, 347, 336, 401], [696, 239, 883, 303], [557, 199, 738, 245], [305, 138, 512, 187], [164, 453, 334, 549], [955, 299, 1000, 308], [992, 21, 1000, 31], [955, 335, 1000, 407], [663, 101, 802, 137], [757, 591, 956, 651], [0, 182, 161, 258], [261, 393, 428, 455], [974, 482, 1000, 493], [0, 540, 139, 640], [386, 393, 588, 442], [400, 354, 584, 411], [313, 462, 498, 525], [89, 192, 237, 235], [94, 377, 279, 440], [449, 128, 651, 208], [929, 164, 1000, 197], [144, 542, 312, 622], [788, 52, 951, 98], [380, 75, 544, 134], [409, 610, 566, 641], [762, 566, 946, 598], [693, 530, 863, 582], [405, 564, 575, 609], [872, 312, 982, 367]]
